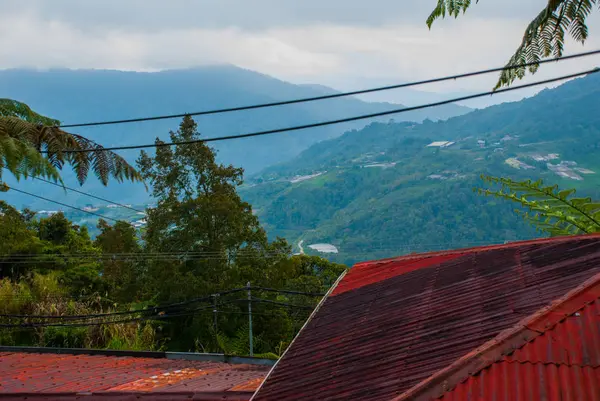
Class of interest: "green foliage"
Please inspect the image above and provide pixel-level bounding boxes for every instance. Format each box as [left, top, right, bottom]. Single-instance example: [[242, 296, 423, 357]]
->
[[0, 270, 161, 350], [0, 116, 346, 357], [0, 99, 60, 125], [242, 72, 600, 265], [0, 98, 141, 186], [477, 175, 600, 236], [0, 135, 62, 184], [137, 116, 271, 300], [427, 0, 599, 89], [94, 219, 142, 303], [216, 324, 280, 360]]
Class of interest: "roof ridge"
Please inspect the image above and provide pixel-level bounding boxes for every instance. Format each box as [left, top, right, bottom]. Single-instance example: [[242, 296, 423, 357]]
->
[[393, 270, 600, 401], [503, 360, 600, 368], [354, 233, 600, 268]]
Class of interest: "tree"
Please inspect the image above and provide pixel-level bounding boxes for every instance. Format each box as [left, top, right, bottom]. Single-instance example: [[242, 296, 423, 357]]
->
[[36, 212, 102, 295], [0, 201, 43, 279], [0, 99, 141, 186], [477, 175, 600, 236], [428, 0, 599, 88], [95, 219, 142, 302], [137, 115, 272, 300]]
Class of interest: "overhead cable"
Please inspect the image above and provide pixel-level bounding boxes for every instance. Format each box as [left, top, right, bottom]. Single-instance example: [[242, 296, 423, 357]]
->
[[0, 287, 323, 321], [57, 49, 600, 129], [31, 176, 145, 213], [6, 186, 121, 223], [1, 167, 145, 214], [0, 298, 315, 328], [56, 68, 600, 153]]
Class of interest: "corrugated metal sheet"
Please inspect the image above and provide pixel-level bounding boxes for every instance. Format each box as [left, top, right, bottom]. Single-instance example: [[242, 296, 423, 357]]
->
[[440, 362, 600, 401], [253, 236, 600, 401], [509, 300, 600, 366], [439, 299, 600, 401], [0, 351, 268, 400]]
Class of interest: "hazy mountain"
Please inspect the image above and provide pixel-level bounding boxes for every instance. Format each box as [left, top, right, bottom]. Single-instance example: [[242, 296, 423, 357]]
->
[[0, 66, 470, 208]]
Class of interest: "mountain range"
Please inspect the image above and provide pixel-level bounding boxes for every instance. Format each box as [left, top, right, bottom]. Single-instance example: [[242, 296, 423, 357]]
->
[[0, 66, 470, 208]]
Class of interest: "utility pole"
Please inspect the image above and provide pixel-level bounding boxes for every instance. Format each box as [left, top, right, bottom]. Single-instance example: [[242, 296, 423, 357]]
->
[[212, 293, 219, 333], [247, 282, 253, 357]]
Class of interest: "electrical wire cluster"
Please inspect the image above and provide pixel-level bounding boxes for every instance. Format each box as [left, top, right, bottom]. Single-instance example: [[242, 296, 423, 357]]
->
[[0, 286, 325, 329], [0, 251, 291, 264]]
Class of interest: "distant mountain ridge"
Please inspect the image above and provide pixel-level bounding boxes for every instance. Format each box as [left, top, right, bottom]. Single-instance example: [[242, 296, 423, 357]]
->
[[0, 66, 470, 208]]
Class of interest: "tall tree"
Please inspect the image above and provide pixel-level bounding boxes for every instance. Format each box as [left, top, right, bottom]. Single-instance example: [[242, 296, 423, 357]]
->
[[0, 99, 141, 186], [137, 115, 272, 300], [428, 0, 599, 88]]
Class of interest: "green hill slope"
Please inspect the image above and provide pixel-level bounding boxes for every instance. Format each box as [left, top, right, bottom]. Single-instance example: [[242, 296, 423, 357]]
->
[[241, 73, 600, 265]]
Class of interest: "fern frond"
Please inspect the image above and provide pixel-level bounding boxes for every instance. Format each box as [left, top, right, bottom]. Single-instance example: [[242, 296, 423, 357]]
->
[[477, 175, 600, 236], [0, 99, 60, 126], [0, 134, 62, 184], [427, 0, 598, 89], [426, 0, 478, 28], [0, 116, 142, 185]]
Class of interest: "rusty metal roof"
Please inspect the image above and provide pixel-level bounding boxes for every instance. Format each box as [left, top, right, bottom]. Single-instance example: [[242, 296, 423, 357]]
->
[[253, 234, 600, 401], [0, 350, 269, 400], [416, 272, 600, 401]]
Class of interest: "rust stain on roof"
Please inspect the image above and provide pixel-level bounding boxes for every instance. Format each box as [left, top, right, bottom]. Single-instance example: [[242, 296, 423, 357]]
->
[[230, 377, 264, 392], [107, 367, 225, 392], [0, 352, 269, 400]]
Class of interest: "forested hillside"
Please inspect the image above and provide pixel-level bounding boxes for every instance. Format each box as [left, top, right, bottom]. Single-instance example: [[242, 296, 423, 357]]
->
[[241, 73, 600, 264], [0, 67, 469, 207]]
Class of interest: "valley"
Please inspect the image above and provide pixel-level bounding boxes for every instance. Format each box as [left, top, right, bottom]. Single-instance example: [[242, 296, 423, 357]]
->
[[240, 72, 600, 264], [5, 70, 600, 265]]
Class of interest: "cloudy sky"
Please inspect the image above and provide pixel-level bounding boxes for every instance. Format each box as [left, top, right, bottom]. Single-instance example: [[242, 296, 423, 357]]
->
[[2, 0, 600, 106]]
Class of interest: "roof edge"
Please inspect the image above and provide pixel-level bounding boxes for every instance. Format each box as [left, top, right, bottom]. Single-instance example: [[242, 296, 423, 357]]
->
[[250, 268, 349, 400], [0, 346, 276, 366], [393, 270, 600, 401], [0, 391, 255, 400], [354, 234, 600, 268]]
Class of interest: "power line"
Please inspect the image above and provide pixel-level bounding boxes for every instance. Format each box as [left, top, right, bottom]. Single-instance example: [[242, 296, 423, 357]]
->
[[0, 251, 287, 259], [0, 252, 290, 264], [250, 297, 316, 310], [1, 167, 146, 214], [57, 49, 600, 129], [0, 287, 323, 321], [0, 304, 218, 328], [252, 287, 326, 297], [5, 186, 121, 223], [31, 176, 145, 213], [57, 68, 600, 153], [0, 297, 315, 328]]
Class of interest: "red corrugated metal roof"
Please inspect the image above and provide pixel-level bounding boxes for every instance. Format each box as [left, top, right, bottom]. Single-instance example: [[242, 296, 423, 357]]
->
[[253, 235, 600, 401], [0, 351, 268, 400], [424, 274, 600, 401]]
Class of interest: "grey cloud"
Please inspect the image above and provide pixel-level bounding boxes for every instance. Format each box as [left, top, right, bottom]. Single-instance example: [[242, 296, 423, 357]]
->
[[6, 0, 540, 32]]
